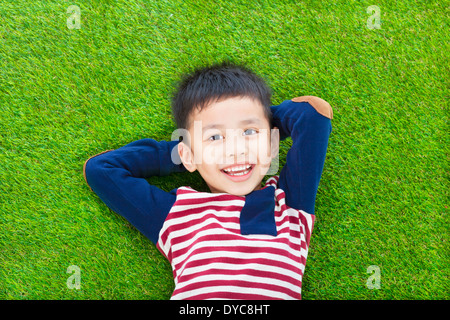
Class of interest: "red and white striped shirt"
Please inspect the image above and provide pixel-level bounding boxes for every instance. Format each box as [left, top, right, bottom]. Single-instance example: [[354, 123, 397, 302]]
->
[[156, 176, 315, 300]]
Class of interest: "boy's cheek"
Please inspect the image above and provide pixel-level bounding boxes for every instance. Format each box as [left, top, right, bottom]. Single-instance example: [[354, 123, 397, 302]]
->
[[253, 137, 272, 163], [201, 143, 226, 165], [192, 142, 224, 166], [255, 160, 271, 177], [255, 146, 276, 176]]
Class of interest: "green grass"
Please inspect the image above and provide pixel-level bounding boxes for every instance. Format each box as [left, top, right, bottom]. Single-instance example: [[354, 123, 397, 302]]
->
[[0, 0, 448, 299]]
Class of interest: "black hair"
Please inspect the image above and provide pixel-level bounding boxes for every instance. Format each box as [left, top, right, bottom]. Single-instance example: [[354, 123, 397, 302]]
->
[[171, 61, 272, 130]]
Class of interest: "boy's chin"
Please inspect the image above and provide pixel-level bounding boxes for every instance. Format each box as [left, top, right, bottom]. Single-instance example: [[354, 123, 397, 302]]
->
[[208, 181, 262, 196]]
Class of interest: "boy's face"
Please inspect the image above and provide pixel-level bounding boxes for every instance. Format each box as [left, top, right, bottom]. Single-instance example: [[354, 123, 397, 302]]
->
[[178, 96, 279, 196]]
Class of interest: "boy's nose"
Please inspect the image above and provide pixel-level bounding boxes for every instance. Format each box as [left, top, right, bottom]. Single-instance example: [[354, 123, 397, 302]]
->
[[225, 131, 247, 159]]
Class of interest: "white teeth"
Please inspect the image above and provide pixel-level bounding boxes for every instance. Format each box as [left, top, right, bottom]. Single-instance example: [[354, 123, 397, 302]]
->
[[223, 165, 252, 176], [223, 165, 252, 173], [229, 170, 248, 176]]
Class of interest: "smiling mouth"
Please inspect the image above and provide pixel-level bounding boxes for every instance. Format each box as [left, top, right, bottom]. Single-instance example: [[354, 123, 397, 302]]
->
[[221, 164, 254, 178]]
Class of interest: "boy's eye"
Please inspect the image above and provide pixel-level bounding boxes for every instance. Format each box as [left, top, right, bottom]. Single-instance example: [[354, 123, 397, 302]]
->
[[243, 128, 258, 136], [209, 134, 224, 141]]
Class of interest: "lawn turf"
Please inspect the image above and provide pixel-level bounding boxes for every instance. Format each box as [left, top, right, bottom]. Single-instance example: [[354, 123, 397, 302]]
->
[[0, 0, 448, 299]]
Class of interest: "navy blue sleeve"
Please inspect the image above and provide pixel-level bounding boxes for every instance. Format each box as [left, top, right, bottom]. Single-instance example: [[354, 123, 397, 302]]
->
[[270, 97, 332, 215], [83, 139, 186, 244]]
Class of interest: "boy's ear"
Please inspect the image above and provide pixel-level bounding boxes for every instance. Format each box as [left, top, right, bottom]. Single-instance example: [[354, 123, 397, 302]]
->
[[270, 127, 280, 159], [178, 142, 197, 173]]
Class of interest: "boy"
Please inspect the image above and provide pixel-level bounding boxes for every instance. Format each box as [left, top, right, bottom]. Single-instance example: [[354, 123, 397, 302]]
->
[[83, 62, 333, 299]]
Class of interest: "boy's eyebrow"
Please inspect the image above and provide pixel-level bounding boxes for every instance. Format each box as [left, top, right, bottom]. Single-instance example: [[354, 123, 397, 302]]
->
[[202, 118, 262, 131], [239, 118, 262, 126]]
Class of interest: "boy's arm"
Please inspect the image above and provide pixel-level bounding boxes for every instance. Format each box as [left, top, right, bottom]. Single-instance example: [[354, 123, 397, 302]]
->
[[83, 138, 185, 244], [270, 96, 333, 214]]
